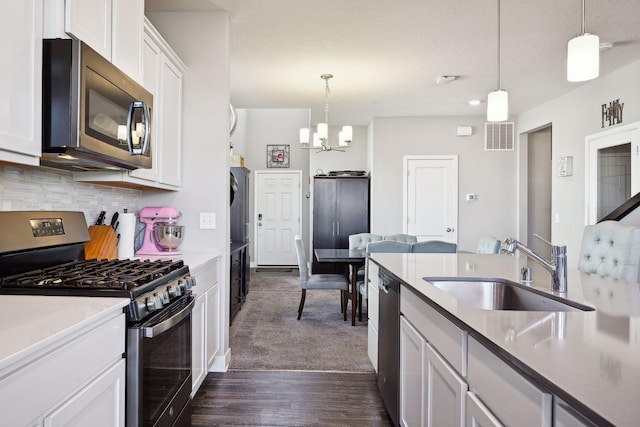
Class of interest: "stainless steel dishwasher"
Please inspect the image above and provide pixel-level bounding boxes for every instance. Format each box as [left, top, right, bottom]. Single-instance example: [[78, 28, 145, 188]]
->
[[377, 268, 399, 426]]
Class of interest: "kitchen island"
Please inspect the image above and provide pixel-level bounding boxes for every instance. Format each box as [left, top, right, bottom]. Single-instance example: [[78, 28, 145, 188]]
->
[[369, 252, 640, 426]]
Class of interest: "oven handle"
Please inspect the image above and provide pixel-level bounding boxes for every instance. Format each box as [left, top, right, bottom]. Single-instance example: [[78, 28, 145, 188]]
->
[[142, 298, 195, 338]]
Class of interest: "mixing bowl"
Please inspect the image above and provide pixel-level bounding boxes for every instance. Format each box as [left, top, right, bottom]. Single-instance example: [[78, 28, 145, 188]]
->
[[153, 223, 184, 251]]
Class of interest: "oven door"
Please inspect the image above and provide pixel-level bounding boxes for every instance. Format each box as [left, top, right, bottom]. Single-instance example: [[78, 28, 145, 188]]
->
[[127, 295, 194, 427]]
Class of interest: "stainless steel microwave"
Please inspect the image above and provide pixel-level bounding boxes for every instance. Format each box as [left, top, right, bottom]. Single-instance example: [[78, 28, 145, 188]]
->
[[42, 39, 153, 171]]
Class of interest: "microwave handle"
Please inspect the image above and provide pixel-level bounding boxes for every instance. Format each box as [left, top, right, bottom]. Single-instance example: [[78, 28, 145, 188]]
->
[[127, 101, 150, 156]]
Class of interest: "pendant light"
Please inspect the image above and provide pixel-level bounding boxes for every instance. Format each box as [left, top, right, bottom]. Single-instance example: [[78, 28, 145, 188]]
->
[[567, 0, 599, 82], [487, 0, 508, 122]]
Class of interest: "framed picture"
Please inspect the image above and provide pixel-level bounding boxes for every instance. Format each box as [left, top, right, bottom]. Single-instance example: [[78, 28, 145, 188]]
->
[[266, 144, 290, 168]]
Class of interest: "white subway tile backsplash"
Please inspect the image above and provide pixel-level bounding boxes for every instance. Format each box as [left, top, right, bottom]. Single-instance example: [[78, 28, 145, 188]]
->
[[0, 165, 142, 225]]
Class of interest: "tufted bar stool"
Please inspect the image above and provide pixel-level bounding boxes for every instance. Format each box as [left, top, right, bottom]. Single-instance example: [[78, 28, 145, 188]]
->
[[577, 220, 640, 283], [348, 233, 383, 282], [384, 233, 417, 244]]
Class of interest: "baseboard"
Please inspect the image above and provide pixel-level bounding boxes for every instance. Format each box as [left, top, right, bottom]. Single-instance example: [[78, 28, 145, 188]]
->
[[210, 348, 231, 372]]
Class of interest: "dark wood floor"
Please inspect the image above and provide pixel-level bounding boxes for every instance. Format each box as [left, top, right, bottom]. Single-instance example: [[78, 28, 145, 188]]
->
[[191, 370, 394, 426]]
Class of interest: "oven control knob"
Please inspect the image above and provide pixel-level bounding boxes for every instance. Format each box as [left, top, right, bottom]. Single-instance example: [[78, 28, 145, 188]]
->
[[159, 291, 170, 304], [146, 293, 163, 311], [167, 284, 181, 298]]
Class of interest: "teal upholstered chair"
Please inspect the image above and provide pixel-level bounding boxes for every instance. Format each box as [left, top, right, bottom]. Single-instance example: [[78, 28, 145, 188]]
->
[[294, 235, 349, 320], [411, 240, 457, 253], [476, 237, 501, 254], [357, 240, 412, 320], [384, 233, 418, 244], [577, 221, 640, 282]]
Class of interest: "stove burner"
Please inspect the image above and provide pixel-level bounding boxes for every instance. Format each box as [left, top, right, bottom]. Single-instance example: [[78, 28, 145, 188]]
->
[[0, 258, 185, 295]]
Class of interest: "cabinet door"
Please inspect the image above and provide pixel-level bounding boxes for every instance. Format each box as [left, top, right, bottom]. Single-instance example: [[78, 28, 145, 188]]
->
[[426, 342, 467, 427], [335, 177, 370, 248], [191, 293, 206, 394], [43, 359, 125, 427], [158, 55, 183, 187], [230, 251, 242, 323], [206, 284, 221, 368], [65, 0, 112, 60], [466, 392, 503, 427], [0, 0, 41, 166], [111, 0, 142, 83], [399, 316, 425, 427], [555, 400, 597, 427], [313, 178, 337, 249]]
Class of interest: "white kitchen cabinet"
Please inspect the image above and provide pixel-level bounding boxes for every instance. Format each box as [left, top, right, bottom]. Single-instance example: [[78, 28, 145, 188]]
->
[[466, 391, 503, 427], [191, 257, 221, 395], [74, 18, 185, 191], [554, 399, 598, 427], [0, 311, 126, 426], [43, 358, 125, 427], [467, 337, 552, 427], [0, 0, 42, 167], [367, 260, 380, 370], [43, 0, 143, 83], [399, 291, 467, 427]]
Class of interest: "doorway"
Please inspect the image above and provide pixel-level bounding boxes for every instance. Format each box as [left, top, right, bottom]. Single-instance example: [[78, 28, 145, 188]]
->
[[254, 170, 302, 266], [586, 121, 640, 224], [527, 126, 552, 258], [402, 155, 458, 243]]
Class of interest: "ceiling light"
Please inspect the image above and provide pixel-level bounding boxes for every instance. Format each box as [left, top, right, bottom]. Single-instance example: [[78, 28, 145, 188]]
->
[[300, 74, 352, 152], [487, 0, 508, 122], [567, 0, 599, 82], [468, 99, 482, 106]]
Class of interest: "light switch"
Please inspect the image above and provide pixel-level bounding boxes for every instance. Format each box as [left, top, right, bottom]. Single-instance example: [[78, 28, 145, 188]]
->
[[554, 213, 560, 223]]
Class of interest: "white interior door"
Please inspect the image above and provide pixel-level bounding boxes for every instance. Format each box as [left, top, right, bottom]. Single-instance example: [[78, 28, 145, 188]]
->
[[255, 170, 301, 266], [404, 156, 458, 242]]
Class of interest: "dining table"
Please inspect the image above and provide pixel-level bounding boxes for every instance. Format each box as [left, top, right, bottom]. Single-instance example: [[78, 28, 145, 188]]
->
[[314, 248, 366, 326]]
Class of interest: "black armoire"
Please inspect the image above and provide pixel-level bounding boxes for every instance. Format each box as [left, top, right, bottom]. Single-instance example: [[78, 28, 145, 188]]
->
[[312, 172, 370, 273], [230, 167, 251, 323]]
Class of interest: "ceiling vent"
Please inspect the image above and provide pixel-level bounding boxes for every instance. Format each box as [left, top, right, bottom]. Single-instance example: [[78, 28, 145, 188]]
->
[[485, 122, 514, 151]]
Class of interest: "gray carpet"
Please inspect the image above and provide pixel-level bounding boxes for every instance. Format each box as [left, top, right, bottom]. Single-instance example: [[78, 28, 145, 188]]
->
[[229, 269, 374, 372]]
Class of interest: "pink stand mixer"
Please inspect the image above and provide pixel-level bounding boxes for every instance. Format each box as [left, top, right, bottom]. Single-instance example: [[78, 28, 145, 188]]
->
[[136, 207, 184, 256]]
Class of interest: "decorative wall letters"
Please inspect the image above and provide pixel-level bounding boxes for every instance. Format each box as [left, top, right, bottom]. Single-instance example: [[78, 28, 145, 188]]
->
[[601, 99, 624, 128]]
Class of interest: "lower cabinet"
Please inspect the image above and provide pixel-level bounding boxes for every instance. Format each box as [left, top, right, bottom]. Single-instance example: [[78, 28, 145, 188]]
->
[[191, 257, 221, 395], [230, 243, 249, 324], [367, 260, 380, 371], [466, 391, 503, 427], [554, 399, 598, 427], [399, 315, 467, 427]]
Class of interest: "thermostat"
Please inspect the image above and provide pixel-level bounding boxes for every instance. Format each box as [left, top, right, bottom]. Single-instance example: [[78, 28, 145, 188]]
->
[[558, 156, 573, 177]]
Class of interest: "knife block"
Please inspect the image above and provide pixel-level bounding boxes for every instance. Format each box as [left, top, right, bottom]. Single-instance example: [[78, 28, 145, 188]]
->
[[84, 225, 119, 260]]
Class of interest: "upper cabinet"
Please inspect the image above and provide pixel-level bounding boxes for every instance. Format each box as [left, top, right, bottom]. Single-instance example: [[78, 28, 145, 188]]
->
[[73, 18, 186, 191], [44, 0, 143, 83], [0, 0, 42, 167]]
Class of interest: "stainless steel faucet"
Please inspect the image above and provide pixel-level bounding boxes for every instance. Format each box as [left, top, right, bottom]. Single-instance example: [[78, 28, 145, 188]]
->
[[500, 235, 567, 293]]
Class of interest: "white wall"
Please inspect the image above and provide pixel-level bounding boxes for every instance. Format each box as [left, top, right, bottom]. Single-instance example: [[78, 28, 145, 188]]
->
[[517, 58, 640, 268], [369, 116, 518, 252]]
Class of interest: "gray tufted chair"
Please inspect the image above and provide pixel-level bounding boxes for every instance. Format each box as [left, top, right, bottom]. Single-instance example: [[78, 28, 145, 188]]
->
[[348, 233, 383, 282], [357, 240, 412, 320], [577, 221, 640, 283], [294, 235, 350, 320], [411, 240, 457, 253], [384, 233, 418, 244], [476, 237, 502, 254]]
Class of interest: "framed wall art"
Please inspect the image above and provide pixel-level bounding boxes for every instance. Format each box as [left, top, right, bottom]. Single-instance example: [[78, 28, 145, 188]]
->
[[266, 144, 290, 168]]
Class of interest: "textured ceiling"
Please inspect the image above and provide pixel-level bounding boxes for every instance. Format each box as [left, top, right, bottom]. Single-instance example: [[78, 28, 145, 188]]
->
[[145, 0, 640, 126]]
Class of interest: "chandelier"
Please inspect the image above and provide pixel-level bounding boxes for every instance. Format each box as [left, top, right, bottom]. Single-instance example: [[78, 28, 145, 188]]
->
[[300, 74, 353, 152]]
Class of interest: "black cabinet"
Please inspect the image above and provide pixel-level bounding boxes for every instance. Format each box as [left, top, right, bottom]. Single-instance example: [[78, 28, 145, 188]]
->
[[230, 242, 249, 324], [230, 167, 250, 243], [312, 174, 370, 273]]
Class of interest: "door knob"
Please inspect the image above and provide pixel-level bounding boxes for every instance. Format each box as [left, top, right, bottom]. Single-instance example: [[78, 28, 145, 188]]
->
[[446, 227, 454, 232]]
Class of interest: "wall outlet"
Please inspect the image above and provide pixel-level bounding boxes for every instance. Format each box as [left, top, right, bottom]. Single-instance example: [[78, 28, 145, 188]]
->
[[199, 213, 216, 229]]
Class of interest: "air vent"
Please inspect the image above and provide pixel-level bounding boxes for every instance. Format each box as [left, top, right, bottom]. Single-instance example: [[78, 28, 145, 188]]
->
[[485, 122, 514, 151]]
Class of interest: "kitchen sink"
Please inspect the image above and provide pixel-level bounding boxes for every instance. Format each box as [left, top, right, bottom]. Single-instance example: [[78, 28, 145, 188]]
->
[[423, 278, 594, 312]]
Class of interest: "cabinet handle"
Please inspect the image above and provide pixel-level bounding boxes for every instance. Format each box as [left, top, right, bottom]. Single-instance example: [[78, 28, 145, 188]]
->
[[332, 222, 335, 236], [337, 222, 340, 235]]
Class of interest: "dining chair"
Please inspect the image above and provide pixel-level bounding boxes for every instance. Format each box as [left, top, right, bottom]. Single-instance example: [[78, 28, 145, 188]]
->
[[476, 237, 501, 254], [294, 235, 350, 320], [383, 233, 418, 244], [348, 232, 383, 282], [411, 240, 457, 253], [577, 220, 640, 282], [358, 240, 412, 320]]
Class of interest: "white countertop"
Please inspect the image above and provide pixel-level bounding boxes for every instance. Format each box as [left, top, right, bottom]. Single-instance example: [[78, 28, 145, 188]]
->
[[0, 296, 130, 376], [370, 252, 640, 427]]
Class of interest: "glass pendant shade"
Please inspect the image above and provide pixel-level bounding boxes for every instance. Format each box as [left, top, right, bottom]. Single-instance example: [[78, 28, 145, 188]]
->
[[312, 132, 322, 147], [487, 89, 509, 122], [299, 128, 310, 144], [317, 122, 328, 140], [567, 33, 599, 82], [341, 126, 353, 143]]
